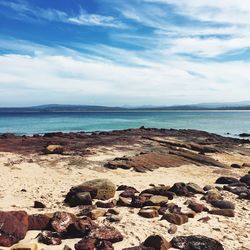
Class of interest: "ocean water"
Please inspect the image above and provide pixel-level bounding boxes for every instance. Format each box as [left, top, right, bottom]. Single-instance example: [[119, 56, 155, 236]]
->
[[0, 111, 250, 136]]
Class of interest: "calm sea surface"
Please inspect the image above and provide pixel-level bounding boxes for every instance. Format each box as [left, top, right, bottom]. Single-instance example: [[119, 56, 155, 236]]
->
[[0, 111, 250, 136]]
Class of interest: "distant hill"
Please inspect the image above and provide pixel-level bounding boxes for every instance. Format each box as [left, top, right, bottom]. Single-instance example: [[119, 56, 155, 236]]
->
[[0, 102, 250, 112]]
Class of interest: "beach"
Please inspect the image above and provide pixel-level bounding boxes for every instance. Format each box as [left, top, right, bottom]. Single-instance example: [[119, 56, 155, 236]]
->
[[0, 128, 249, 249]]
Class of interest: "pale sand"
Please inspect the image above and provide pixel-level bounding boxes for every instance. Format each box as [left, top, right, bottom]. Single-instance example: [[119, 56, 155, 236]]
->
[[0, 149, 249, 250]]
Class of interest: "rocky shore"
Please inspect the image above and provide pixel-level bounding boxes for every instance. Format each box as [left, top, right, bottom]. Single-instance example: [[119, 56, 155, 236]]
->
[[0, 128, 249, 249]]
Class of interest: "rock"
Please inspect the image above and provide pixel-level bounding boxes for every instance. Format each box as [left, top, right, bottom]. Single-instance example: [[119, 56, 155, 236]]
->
[[203, 185, 213, 191], [198, 216, 211, 223], [240, 174, 250, 186], [187, 200, 208, 213], [209, 209, 235, 217], [158, 206, 168, 215], [170, 235, 224, 250], [77, 205, 97, 217], [131, 195, 148, 208], [90, 209, 106, 220], [140, 187, 174, 199], [90, 225, 123, 243], [51, 212, 75, 233], [10, 243, 38, 250], [223, 185, 248, 195], [34, 201, 46, 208], [180, 211, 196, 219], [28, 214, 51, 230], [37, 231, 62, 245], [187, 183, 205, 194], [161, 213, 188, 225], [167, 203, 181, 214], [228, 182, 247, 187], [95, 240, 114, 250], [211, 200, 235, 210], [44, 144, 64, 154], [168, 183, 190, 196], [138, 208, 159, 218], [106, 208, 120, 215], [117, 196, 131, 207], [120, 189, 138, 198], [66, 179, 116, 203], [242, 163, 250, 168], [145, 195, 168, 206], [96, 199, 116, 208], [203, 189, 222, 202], [231, 163, 242, 169], [168, 224, 178, 234], [67, 192, 92, 207], [215, 177, 238, 184], [106, 214, 122, 222], [63, 245, 72, 250], [0, 211, 28, 247], [143, 235, 171, 249], [74, 238, 95, 250]]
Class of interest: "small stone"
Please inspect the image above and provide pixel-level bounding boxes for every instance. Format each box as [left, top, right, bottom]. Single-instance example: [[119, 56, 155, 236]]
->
[[117, 196, 131, 207], [34, 201, 46, 208], [187, 183, 205, 194], [240, 174, 250, 186], [138, 208, 159, 218], [188, 200, 208, 213], [44, 144, 64, 154], [63, 245, 72, 250], [242, 163, 250, 168], [28, 214, 51, 230], [106, 208, 120, 215], [198, 216, 211, 223], [106, 214, 122, 222], [143, 235, 171, 249], [168, 224, 178, 234], [10, 243, 38, 250], [131, 195, 148, 208], [203, 189, 222, 202], [96, 199, 116, 208], [90, 208, 106, 220], [215, 176, 238, 184], [203, 185, 214, 191], [168, 183, 190, 196], [209, 209, 235, 217], [37, 231, 62, 245], [95, 240, 114, 250], [145, 195, 168, 206], [161, 213, 188, 225], [231, 163, 242, 169], [74, 238, 95, 250], [211, 200, 235, 210]]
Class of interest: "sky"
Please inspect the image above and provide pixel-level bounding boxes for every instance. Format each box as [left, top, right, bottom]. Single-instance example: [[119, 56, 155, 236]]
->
[[0, 0, 250, 107]]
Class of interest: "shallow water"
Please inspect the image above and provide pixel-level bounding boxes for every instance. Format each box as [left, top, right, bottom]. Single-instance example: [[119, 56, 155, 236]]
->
[[0, 111, 250, 136]]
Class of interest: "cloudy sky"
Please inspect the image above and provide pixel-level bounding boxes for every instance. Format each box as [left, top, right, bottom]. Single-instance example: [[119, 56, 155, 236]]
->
[[0, 0, 250, 107]]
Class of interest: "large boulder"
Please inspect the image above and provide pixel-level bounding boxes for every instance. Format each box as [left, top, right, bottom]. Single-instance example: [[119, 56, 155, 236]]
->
[[65, 179, 116, 206], [0, 211, 29, 247], [170, 235, 224, 250]]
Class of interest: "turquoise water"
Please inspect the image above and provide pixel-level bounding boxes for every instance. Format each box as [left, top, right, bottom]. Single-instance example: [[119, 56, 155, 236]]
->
[[0, 111, 250, 136]]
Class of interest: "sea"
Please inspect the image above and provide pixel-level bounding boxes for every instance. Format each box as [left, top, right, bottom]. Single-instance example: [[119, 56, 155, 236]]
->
[[0, 111, 250, 136]]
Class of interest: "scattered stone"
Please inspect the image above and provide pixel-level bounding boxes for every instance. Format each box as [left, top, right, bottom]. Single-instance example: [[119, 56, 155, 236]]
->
[[240, 174, 250, 186], [167, 203, 181, 214], [37, 231, 62, 245], [168, 224, 178, 234], [187, 200, 208, 213], [117, 185, 138, 192], [106, 214, 122, 222], [161, 213, 188, 225], [96, 199, 116, 208], [63, 245, 72, 250], [168, 183, 190, 196], [117, 196, 131, 207], [203, 185, 213, 191], [95, 240, 114, 250], [131, 195, 148, 208], [66, 192, 92, 207], [74, 238, 95, 250], [198, 216, 211, 223], [34, 201, 46, 209], [138, 208, 159, 218], [90, 225, 123, 243], [44, 144, 64, 154], [51, 212, 75, 233], [242, 163, 250, 168], [215, 177, 238, 184], [203, 189, 222, 202], [140, 186, 174, 199], [28, 214, 51, 230], [186, 183, 205, 194], [77, 205, 97, 217], [120, 189, 138, 198], [145, 195, 168, 206], [211, 200, 235, 210], [170, 235, 224, 250], [106, 208, 120, 215], [158, 206, 168, 215], [231, 163, 242, 169], [90, 209, 106, 220], [143, 235, 171, 249], [0, 211, 28, 247], [209, 209, 235, 217], [10, 243, 38, 250]]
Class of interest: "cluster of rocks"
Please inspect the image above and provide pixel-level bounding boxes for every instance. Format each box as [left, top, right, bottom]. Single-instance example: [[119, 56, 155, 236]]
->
[[216, 172, 250, 200], [1, 178, 238, 249]]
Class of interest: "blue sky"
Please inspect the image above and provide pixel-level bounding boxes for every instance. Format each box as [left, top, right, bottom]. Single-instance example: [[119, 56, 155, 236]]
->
[[0, 0, 250, 106]]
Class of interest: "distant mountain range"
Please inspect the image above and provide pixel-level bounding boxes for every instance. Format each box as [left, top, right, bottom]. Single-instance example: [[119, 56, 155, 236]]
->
[[0, 101, 250, 112]]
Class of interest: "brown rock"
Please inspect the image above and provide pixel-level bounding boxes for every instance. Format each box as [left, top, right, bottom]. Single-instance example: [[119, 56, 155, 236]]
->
[[203, 189, 222, 202], [168, 224, 178, 234], [140, 187, 174, 200], [96, 199, 117, 208], [0, 211, 28, 247], [161, 213, 188, 225], [131, 195, 148, 208], [106, 208, 120, 215], [75, 238, 95, 250], [168, 183, 190, 196], [117, 196, 131, 207], [34, 201, 46, 208], [96, 240, 114, 250], [28, 214, 51, 230], [138, 208, 159, 218], [215, 176, 238, 184], [145, 195, 168, 206], [143, 235, 171, 249], [187, 200, 208, 213], [90, 209, 106, 220], [37, 231, 62, 245], [51, 212, 75, 233], [198, 216, 211, 223], [209, 209, 235, 217], [44, 144, 64, 154]]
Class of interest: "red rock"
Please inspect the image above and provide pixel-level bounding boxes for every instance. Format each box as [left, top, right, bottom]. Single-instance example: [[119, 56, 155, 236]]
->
[[209, 209, 235, 217], [95, 240, 114, 250], [188, 200, 208, 213], [38, 231, 62, 245], [161, 213, 188, 225], [96, 199, 116, 208], [168, 183, 190, 196], [90, 226, 123, 243], [143, 235, 171, 249], [28, 214, 51, 230], [74, 238, 95, 250], [51, 212, 75, 233], [120, 189, 138, 198], [131, 196, 148, 208], [0, 211, 28, 247]]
